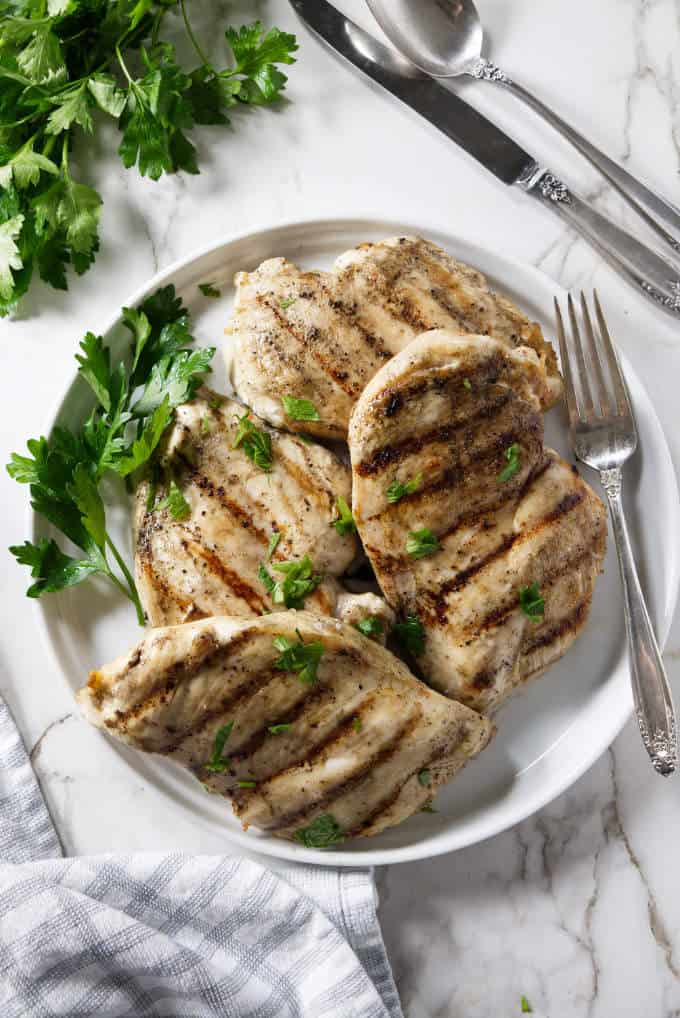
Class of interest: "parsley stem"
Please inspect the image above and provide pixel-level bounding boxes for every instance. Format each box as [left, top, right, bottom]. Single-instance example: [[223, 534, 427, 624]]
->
[[105, 535, 145, 625], [115, 43, 133, 85], [180, 0, 216, 74]]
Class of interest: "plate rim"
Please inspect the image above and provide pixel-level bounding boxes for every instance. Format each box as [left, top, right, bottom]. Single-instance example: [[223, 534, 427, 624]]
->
[[30, 215, 680, 866]]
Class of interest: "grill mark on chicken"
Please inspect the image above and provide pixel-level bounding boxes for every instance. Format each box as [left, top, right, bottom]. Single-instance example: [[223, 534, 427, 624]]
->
[[261, 708, 420, 831], [522, 599, 590, 654], [349, 743, 454, 835], [430, 488, 586, 610], [355, 388, 518, 477], [97, 630, 250, 728], [179, 462, 269, 542], [318, 283, 393, 362], [179, 540, 267, 616], [467, 544, 598, 638], [467, 598, 592, 691], [259, 297, 361, 398]]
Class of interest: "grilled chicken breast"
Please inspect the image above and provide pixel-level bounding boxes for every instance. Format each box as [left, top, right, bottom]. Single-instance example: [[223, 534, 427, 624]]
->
[[78, 613, 493, 842], [349, 331, 607, 713], [227, 236, 561, 439], [135, 390, 359, 625]]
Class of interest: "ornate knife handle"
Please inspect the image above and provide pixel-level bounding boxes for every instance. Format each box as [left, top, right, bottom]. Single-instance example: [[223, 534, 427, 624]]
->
[[517, 163, 680, 314], [599, 468, 677, 775], [472, 59, 680, 255]]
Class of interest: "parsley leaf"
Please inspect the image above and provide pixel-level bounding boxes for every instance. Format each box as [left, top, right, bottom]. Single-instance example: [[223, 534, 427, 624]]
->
[[294, 814, 344, 849], [282, 395, 320, 422], [521, 996, 533, 1013], [233, 412, 272, 472], [267, 531, 281, 560], [237, 779, 257, 789], [159, 479, 190, 521], [406, 528, 441, 559], [198, 281, 221, 298], [205, 721, 234, 773], [498, 443, 521, 483], [9, 538, 102, 597], [519, 582, 544, 623], [463, 377, 472, 391], [386, 473, 422, 504], [259, 555, 321, 609], [417, 769, 432, 787], [279, 297, 296, 309], [353, 717, 362, 733], [268, 723, 291, 735], [393, 616, 426, 656], [273, 631, 324, 684], [353, 617, 384, 639], [332, 496, 356, 536]]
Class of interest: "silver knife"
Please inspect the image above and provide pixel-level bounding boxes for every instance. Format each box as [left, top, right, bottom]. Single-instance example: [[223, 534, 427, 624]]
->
[[289, 0, 680, 315]]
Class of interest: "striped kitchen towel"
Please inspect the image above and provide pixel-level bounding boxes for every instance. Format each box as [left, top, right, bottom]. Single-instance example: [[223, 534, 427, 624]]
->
[[0, 694, 402, 1018]]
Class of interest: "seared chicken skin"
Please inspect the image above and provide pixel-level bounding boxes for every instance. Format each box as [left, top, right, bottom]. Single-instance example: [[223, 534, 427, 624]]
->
[[349, 331, 607, 713], [135, 390, 359, 625], [227, 236, 561, 439], [78, 613, 493, 842]]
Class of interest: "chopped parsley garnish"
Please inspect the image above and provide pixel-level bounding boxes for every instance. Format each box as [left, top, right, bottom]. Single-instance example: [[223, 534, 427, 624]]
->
[[267, 531, 281, 560], [268, 723, 291, 735], [519, 582, 545, 623], [237, 779, 257, 789], [198, 282, 221, 298], [294, 814, 344, 849], [332, 496, 356, 535], [521, 996, 533, 1013], [209, 396, 223, 410], [417, 769, 432, 787], [386, 473, 423, 504], [274, 632, 324, 684], [498, 443, 521, 483], [406, 528, 441, 559], [233, 412, 273, 472], [463, 378, 472, 391], [353, 716, 362, 733], [282, 395, 320, 422], [205, 721, 234, 773], [201, 415, 211, 435], [159, 480, 190, 521], [279, 297, 297, 309], [259, 554, 322, 609], [393, 616, 426, 656], [353, 616, 385, 639]]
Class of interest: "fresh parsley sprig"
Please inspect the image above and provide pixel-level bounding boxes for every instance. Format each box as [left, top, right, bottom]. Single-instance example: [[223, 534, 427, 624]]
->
[[7, 285, 214, 622], [0, 3, 298, 315], [294, 813, 344, 848]]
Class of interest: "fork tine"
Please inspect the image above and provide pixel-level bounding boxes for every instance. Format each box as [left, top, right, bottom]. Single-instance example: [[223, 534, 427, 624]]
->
[[580, 291, 611, 416], [567, 293, 595, 416], [593, 290, 632, 417], [553, 298, 581, 429]]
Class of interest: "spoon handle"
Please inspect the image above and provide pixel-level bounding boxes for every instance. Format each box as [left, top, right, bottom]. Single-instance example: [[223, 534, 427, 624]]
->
[[470, 58, 680, 255]]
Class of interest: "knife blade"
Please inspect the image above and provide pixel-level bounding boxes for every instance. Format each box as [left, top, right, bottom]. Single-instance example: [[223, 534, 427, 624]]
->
[[289, 0, 680, 314]]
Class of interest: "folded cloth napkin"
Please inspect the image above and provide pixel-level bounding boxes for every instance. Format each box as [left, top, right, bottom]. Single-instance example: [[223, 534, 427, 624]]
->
[[0, 695, 402, 1018]]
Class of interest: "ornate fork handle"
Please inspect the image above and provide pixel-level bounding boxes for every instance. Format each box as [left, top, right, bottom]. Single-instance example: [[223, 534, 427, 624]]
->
[[600, 467, 677, 775], [470, 58, 680, 255]]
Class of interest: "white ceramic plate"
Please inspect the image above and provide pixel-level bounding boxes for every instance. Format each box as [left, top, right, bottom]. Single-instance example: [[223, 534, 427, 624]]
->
[[35, 218, 680, 866]]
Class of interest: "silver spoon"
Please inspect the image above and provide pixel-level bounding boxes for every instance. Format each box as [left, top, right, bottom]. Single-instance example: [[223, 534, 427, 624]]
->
[[366, 0, 680, 254]]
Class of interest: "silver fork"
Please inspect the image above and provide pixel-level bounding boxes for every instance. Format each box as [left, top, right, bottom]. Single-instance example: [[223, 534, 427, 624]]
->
[[554, 292, 677, 776]]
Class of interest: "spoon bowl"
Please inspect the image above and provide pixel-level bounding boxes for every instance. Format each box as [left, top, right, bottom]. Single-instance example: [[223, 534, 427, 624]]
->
[[366, 0, 483, 78]]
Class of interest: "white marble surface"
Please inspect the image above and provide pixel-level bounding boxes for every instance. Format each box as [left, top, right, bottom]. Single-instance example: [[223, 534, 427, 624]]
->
[[2, 1, 680, 1015]]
